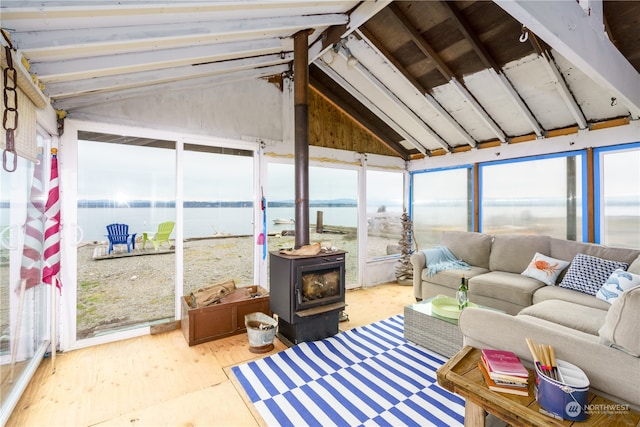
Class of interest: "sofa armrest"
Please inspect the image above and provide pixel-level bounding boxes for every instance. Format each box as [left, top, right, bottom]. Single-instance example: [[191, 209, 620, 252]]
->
[[459, 307, 640, 409], [410, 252, 426, 300]]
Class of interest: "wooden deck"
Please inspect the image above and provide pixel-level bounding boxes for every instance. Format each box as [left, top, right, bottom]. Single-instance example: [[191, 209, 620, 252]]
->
[[6, 282, 414, 426], [92, 245, 175, 260]]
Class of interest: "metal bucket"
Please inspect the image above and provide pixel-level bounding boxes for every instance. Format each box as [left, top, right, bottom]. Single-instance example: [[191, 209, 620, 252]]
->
[[245, 312, 277, 353]]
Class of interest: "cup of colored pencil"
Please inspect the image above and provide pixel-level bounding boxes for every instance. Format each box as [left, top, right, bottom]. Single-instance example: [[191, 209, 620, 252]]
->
[[525, 338, 558, 381]]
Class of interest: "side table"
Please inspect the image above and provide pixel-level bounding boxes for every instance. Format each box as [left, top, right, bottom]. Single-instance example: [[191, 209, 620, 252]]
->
[[404, 296, 464, 357], [437, 346, 640, 427]]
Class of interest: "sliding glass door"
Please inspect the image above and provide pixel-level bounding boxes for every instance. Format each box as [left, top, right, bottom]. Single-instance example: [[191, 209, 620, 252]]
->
[[75, 134, 258, 341], [182, 144, 255, 298], [76, 135, 176, 340]]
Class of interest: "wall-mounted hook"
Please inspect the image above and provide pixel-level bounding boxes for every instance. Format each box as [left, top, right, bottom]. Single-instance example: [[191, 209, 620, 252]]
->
[[519, 25, 529, 43]]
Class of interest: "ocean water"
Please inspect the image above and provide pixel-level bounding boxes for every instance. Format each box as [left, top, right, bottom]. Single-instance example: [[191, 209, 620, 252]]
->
[[3, 202, 636, 243], [77, 206, 364, 242]]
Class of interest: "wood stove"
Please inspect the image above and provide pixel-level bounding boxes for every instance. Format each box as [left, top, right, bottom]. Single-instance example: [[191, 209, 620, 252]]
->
[[269, 250, 346, 344]]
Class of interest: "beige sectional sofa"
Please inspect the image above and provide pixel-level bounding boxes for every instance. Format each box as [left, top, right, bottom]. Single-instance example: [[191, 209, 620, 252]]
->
[[410, 231, 640, 409]]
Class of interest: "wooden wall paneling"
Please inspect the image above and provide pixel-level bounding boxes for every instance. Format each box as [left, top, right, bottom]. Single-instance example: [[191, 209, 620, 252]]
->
[[308, 89, 399, 157]]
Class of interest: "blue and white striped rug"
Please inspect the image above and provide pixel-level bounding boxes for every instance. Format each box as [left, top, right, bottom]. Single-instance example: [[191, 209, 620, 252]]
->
[[231, 315, 465, 426]]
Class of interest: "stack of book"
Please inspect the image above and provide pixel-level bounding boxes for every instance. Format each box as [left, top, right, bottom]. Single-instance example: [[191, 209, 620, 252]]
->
[[478, 348, 530, 396]]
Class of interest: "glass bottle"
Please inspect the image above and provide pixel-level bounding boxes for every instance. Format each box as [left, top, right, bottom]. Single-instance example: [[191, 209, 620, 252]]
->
[[457, 275, 468, 310]]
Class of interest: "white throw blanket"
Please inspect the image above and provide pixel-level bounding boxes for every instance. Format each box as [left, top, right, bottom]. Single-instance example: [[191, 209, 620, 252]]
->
[[422, 246, 470, 277]]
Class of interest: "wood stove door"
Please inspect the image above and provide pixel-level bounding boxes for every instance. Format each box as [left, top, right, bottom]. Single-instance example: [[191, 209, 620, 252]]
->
[[295, 259, 345, 313]]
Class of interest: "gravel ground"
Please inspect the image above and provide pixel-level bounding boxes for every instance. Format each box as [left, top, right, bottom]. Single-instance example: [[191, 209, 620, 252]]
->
[[75, 230, 397, 339]]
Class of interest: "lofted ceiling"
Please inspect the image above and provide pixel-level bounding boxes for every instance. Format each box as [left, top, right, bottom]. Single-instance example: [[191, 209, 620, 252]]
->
[[1, 1, 639, 160]]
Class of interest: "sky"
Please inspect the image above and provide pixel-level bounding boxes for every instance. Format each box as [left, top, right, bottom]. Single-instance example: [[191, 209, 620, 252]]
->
[[77, 139, 638, 205], [77, 140, 403, 204]]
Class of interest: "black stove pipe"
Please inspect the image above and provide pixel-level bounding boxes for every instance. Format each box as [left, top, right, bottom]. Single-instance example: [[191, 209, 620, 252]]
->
[[293, 30, 310, 248]]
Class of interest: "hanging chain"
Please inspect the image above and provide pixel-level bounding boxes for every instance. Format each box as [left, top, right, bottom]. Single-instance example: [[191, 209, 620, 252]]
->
[[3, 45, 18, 172]]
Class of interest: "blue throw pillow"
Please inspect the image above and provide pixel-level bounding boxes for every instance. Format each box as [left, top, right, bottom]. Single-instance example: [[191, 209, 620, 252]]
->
[[559, 253, 629, 296], [596, 269, 640, 304]]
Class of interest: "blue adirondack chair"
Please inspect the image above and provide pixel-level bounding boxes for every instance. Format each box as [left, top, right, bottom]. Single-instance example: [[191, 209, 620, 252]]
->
[[106, 223, 136, 254]]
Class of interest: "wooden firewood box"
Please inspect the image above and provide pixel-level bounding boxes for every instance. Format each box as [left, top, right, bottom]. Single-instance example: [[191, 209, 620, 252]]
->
[[180, 285, 271, 346]]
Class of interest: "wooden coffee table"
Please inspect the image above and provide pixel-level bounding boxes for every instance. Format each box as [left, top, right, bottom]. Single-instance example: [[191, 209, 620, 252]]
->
[[437, 346, 640, 427]]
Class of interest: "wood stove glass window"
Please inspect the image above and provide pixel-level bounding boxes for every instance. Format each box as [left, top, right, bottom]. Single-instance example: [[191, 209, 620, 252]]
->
[[297, 261, 344, 310]]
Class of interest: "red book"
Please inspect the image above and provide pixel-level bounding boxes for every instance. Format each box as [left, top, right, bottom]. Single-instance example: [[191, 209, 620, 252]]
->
[[481, 348, 529, 378]]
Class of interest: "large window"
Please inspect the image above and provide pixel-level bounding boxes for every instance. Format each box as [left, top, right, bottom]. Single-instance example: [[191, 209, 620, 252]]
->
[[266, 163, 359, 286], [411, 167, 472, 249], [366, 170, 404, 259], [311, 166, 359, 285], [595, 144, 640, 248], [480, 154, 583, 239]]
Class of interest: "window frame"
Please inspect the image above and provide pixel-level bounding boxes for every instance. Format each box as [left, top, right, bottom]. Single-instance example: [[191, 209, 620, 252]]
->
[[478, 150, 588, 240], [409, 164, 475, 241], [593, 141, 640, 245]]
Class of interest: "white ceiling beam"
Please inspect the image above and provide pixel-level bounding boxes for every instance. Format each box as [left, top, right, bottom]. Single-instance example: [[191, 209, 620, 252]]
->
[[352, 30, 476, 147], [347, 0, 392, 32], [310, 0, 391, 62], [489, 69, 543, 137], [54, 64, 289, 112], [314, 59, 427, 155], [495, 0, 640, 119], [423, 93, 477, 147], [46, 53, 293, 99], [440, 0, 541, 139], [342, 52, 450, 151], [30, 38, 284, 82], [10, 14, 347, 56], [539, 53, 588, 129], [1, 2, 357, 31], [449, 78, 507, 143]]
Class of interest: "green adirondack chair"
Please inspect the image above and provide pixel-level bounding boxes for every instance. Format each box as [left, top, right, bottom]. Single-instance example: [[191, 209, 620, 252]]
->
[[142, 221, 175, 250]]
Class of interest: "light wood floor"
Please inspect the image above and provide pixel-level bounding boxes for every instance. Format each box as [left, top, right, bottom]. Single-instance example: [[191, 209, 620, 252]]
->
[[6, 283, 414, 427]]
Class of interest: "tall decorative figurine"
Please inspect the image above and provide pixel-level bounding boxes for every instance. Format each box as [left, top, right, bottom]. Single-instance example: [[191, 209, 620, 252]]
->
[[395, 209, 414, 284]]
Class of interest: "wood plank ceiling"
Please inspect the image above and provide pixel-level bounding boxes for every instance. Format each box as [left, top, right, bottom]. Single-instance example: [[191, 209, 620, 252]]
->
[[1, 1, 639, 160]]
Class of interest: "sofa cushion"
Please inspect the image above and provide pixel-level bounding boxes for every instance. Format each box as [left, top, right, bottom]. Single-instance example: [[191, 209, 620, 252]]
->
[[469, 271, 545, 307], [489, 234, 550, 274], [550, 238, 640, 268], [628, 254, 640, 275], [441, 231, 493, 269], [519, 300, 606, 336], [598, 286, 640, 357], [532, 285, 611, 310], [421, 265, 490, 291], [521, 252, 570, 286], [559, 253, 629, 295], [596, 269, 640, 304]]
